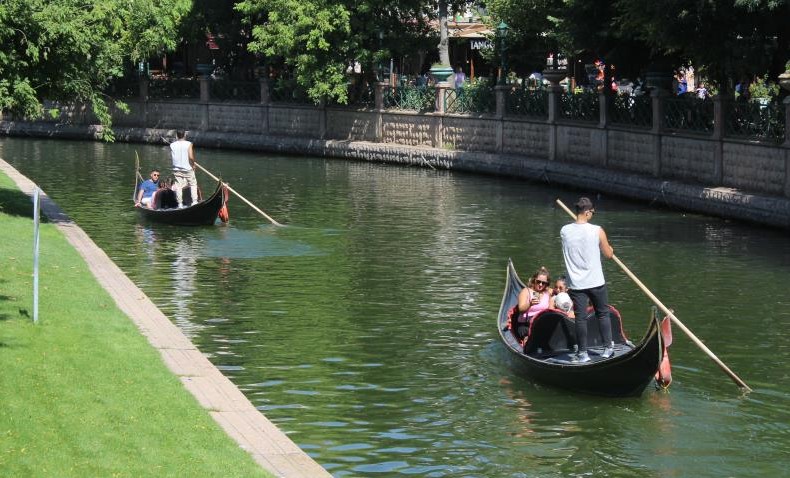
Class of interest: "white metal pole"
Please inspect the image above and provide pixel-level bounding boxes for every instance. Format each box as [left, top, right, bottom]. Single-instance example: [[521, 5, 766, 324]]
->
[[33, 187, 40, 324]]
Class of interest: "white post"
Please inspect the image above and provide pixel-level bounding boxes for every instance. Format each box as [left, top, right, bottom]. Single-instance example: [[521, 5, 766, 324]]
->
[[32, 187, 41, 324]]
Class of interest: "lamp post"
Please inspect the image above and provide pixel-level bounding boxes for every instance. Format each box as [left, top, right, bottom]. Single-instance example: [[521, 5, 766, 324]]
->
[[496, 21, 509, 85]]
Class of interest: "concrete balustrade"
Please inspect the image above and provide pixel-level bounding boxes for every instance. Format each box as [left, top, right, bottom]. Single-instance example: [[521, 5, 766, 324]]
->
[[3, 78, 790, 205]]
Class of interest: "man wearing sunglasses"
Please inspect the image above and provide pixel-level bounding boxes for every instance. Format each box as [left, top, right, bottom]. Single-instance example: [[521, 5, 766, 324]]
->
[[135, 169, 160, 208], [561, 197, 615, 363]]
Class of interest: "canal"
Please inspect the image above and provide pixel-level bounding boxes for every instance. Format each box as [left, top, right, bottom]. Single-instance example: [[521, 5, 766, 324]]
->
[[2, 137, 789, 477]]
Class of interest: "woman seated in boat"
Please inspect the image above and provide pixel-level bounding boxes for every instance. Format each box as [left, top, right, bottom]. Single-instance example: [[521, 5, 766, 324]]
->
[[514, 266, 553, 338]]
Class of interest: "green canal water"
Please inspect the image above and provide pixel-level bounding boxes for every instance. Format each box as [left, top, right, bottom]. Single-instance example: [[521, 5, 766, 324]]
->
[[2, 137, 789, 477]]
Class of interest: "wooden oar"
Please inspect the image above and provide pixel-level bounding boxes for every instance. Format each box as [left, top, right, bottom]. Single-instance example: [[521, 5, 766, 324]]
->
[[133, 151, 144, 201], [555, 198, 752, 393], [194, 162, 283, 227]]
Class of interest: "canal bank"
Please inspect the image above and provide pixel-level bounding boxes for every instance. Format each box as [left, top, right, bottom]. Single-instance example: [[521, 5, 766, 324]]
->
[[0, 157, 331, 478], [2, 121, 790, 230]]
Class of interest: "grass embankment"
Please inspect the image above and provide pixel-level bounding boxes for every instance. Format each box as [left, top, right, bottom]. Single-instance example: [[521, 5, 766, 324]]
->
[[0, 173, 271, 477]]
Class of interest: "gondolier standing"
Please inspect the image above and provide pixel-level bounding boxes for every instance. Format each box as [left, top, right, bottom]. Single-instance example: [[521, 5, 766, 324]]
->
[[170, 130, 198, 208], [561, 197, 615, 363]]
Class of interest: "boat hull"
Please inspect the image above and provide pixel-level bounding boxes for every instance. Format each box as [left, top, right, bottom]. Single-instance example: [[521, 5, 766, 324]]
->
[[497, 259, 664, 397], [136, 181, 227, 226]]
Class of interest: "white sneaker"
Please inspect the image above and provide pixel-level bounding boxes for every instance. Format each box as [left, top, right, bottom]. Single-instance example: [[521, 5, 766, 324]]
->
[[572, 351, 591, 363], [602, 342, 614, 358]]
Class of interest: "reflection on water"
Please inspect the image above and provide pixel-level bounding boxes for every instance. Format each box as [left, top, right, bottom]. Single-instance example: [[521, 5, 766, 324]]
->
[[3, 137, 790, 477]]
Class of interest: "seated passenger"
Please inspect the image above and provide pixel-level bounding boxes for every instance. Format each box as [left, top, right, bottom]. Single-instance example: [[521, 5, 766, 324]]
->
[[135, 169, 160, 209], [515, 266, 553, 338], [552, 275, 568, 294], [552, 291, 575, 319]]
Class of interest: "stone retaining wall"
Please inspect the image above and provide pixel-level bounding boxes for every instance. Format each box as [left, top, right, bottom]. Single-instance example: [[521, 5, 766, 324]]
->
[[3, 87, 790, 229]]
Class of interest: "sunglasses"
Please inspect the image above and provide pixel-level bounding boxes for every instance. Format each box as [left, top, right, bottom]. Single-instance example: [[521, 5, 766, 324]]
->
[[535, 280, 549, 286], [152, 174, 160, 177]]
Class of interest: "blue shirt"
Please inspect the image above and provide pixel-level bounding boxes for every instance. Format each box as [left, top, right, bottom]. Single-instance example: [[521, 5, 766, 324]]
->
[[139, 179, 158, 199]]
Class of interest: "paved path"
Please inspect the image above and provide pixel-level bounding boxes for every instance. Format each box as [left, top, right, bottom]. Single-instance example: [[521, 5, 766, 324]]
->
[[0, 158, 332, 478]]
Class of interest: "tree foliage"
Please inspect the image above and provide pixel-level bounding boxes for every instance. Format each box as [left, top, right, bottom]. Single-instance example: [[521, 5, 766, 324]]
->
[[236, 0, 447, 104], [0, 0, 191, 140], [488, 0, 789, 87]]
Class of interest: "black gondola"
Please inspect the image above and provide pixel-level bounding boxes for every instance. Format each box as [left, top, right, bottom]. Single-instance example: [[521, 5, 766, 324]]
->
[[135, 180, 229, 226], [497, 259, 666, 397]]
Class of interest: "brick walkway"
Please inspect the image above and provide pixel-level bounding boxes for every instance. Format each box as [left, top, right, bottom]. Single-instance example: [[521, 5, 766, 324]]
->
[[0, 158, 331, 478]]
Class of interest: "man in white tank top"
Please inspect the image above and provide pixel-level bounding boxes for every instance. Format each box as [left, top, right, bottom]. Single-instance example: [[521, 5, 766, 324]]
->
[[170, 130, 198, 208], [561, 197, 615, 363]]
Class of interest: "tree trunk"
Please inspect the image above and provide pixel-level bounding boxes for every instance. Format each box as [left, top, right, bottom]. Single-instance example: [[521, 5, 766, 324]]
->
[[438, 0, 450, 66]]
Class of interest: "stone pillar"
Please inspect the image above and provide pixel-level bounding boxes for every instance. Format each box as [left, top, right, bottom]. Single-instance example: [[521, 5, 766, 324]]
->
[[199, 77, 210, 131], [139, 77, 149, 102], [651, 89, 666, 177], [598, 92, 609, 128], [375, 82, 386, 143], [547, 85, 562, 161], [318, 98, 327, 139], [782, 96, 790, 147], [599, 92, 609, 167], [434, 83, 451, 149], [784, 97, 790, 197], [259, 78, 270, 134], [711, 95, 724, 184], [139, 77, 149, 128], [495, 85, 508, 152]]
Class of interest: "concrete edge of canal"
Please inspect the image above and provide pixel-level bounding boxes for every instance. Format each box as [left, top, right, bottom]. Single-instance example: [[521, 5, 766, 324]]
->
[[0, 157, 333, 478], [3, 120, 789, 230]]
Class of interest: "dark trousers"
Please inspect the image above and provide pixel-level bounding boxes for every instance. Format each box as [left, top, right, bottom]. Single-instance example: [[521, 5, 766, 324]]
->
[[570, 285, 612, 353]]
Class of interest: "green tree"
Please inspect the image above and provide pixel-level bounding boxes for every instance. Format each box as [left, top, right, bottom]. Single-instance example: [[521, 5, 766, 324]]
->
[[0, 0, 191, 140], [236, 0, 469, 104], [615, 0, 789, 90]]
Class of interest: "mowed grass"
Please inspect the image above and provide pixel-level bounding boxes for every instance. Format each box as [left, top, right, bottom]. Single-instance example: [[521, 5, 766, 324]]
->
[[0, 173, 272, 478]]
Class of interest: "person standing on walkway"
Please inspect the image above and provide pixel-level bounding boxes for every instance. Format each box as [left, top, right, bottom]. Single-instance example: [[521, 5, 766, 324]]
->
[[561, 197, 615, 363], [170, 130, 198, 208]]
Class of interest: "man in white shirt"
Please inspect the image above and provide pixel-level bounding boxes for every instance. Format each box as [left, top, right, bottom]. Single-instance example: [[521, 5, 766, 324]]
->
[[170, 130, 198, 208], [561, 197, 615, 363]]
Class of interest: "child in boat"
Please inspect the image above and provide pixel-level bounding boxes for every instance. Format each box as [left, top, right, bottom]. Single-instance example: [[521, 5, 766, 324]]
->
[[552, 291, 575, 318]]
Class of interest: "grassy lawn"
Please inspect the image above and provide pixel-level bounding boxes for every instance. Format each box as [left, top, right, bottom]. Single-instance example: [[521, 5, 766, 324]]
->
[[0, 172, 272, 477]]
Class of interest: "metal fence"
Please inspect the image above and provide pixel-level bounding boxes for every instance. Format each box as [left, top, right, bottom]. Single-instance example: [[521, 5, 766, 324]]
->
[[147, 79, 201, 100], [209, 80, 259, 102], [105, 77, 139, 99], [559, 91, 599, 122], [725, 100, 786, 144], [383, 86, 436, 112], [269, 80, 312, 104], [505, 88, 549, 118], [663, 95, 714, 134], [609, 94, 652, 128], [444, 86, 496, 114]]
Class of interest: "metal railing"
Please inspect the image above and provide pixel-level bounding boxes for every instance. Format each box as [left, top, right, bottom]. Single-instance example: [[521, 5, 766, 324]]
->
[[148, 79, 201, 100], [209, 80, 259, 102], [269, 80, 312, 104], [105, 77, 139, 99], [609, 94, 652, 128], [559, 91, 599, 122], [663, 95, 714, 134], [725, 100, 785, 143], [383, 86, 436, 112], [444, 86, 496, 114], [506, 87, 548, 118]]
